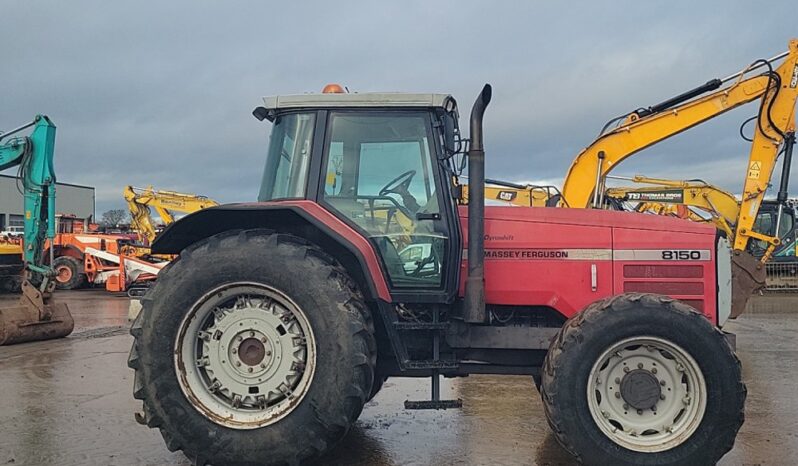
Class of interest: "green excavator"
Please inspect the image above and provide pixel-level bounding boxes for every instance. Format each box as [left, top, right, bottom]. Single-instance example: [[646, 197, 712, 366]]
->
[[0, 115, 73, 345]]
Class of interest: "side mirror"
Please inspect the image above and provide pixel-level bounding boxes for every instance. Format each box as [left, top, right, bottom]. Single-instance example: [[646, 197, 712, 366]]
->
[[443, 115, 456, 154], [252, 107, 275, 122]]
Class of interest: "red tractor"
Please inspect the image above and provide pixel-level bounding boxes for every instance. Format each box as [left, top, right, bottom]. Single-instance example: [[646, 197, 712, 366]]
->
[[130, 85, 747, 465]]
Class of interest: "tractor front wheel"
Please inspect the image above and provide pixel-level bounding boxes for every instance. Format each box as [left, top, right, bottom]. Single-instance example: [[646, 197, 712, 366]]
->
[[128, 230, 376, 465], [541, 293, 745, 466]]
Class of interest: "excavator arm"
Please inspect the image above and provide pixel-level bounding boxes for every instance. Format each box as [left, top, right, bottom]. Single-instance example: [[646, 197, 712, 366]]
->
[[124, 185, 219, 245], [0, 115, 73, 345], [604, 176, 740, 238], [562, 41, 798, 248], [0, 116, 57, 272]]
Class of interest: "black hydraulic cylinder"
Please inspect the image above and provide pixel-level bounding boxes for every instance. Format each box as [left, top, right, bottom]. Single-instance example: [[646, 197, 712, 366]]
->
[[777, 132, 795, 203], [464, 84, 492, 324], [775, 132, 795, 238], [637, 78, 722, 118]]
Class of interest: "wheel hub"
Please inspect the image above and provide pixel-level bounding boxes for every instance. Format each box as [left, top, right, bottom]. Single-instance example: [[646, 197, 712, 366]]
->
[[56, 265, 72, 282], [620, 369, 661, 410], [238, 337, 268, 366], [175, 283, 316, 429], [586, 336, 707, 452]]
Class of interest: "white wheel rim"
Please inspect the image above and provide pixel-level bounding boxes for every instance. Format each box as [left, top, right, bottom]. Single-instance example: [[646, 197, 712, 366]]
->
[[586, 336, 707, 452], [174, 282, 317, 429]]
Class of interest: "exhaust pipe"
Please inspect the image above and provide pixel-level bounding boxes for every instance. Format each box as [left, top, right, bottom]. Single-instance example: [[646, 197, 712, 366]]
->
[[464, 84, 492, 323]]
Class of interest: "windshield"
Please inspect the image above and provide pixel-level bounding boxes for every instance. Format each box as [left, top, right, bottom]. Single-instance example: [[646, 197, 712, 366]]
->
[[258, 112, 316, 201]]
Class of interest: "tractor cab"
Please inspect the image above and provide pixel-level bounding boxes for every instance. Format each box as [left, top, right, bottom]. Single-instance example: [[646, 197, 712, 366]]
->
[[254, 90, 465, 302]]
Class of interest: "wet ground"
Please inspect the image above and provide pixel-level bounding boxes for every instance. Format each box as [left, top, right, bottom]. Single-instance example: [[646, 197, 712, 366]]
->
[[1, 289, 796, 465]]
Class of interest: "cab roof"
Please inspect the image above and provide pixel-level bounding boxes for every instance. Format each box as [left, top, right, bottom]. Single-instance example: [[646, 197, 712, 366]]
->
[[262, 93, 456, 111]]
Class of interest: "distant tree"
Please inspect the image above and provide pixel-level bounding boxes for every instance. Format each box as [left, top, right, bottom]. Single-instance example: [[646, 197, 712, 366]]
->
[[101, 209, 128, 227]]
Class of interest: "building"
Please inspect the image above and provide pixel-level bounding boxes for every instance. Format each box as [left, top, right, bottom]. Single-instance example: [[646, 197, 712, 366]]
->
[[0, 174, 95, 231]]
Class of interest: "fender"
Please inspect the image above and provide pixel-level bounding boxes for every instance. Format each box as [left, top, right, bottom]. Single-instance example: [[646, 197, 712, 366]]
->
[[46, 244, 84, 261], [152, 200, 391, 302]]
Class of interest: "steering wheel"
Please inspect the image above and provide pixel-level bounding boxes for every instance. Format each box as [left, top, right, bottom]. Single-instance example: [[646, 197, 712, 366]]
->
[[379, 170, 420, 214], [379, 170, 416, 196]]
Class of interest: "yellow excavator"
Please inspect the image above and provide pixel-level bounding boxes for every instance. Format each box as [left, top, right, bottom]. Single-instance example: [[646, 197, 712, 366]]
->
[[604, 176, 742, 236], [462, 179, 559, 206], [0, 115, 74, 345], [468, 40, 798, 262], [558, 40, 798, 265], [124, 185, 219, 245]]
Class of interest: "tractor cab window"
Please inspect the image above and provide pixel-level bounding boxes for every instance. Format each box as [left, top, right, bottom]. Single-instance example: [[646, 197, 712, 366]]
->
[[322, 112, 446, 288], [259, 112, 316, 201]]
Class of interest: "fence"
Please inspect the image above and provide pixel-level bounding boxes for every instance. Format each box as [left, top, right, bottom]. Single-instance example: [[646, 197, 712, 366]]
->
[[764, 261, 798, 292]]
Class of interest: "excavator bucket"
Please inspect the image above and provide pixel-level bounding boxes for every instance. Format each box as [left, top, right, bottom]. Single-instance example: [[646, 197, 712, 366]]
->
[[730, 250, 767, 319], [0, 280, 73, 345]]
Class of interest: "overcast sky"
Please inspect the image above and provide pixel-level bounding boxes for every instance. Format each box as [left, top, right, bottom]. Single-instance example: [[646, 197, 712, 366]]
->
[[1, 1, 795, 214]]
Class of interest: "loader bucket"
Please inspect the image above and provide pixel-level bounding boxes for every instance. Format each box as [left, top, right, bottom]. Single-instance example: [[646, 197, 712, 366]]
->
[[730, 250, 767, 319], [0, 280, 74, 345]]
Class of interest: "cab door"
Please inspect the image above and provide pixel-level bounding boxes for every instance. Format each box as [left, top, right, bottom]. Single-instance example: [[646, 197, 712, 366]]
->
[[318, 110, 457, 302]]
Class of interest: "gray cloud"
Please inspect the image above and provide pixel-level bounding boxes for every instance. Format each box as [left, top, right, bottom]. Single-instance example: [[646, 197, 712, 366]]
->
[[1, 1, 795, 214]]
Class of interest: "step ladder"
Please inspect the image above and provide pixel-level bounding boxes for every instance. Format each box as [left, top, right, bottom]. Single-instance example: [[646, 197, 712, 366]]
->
[[400, 308, 463, 410]]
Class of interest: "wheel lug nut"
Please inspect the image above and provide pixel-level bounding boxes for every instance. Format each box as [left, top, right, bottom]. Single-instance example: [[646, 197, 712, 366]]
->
[[248, 367, 254, 373], [637, 409, 643, 415], [266, 350, 272, 356], [261, 337, 267, 343], [660, 394, 666, 400], [235, 362, 241, 367], [615, 392, 621, 399], [660, 380, 666, 386], [260, 364, 266, 369], [623, 367, 630, 373], [615, 377, 621, 384], [237, 336, 242, 342], [637, 363, 643, 369], [623, 403, 629, 410], [232, 348, 237, 354], [651, 368, 657, 374]]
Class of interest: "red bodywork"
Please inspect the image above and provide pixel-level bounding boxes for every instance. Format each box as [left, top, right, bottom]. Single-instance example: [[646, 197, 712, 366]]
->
[[270, 201, 719, 324], [460, 206, 719, 323]]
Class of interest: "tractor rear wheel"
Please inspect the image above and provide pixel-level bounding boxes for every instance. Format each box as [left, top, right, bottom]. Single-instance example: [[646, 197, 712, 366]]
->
[[52, 256, 86, 290], [541, 293, 745, 466], [128, 229, 376, 465]]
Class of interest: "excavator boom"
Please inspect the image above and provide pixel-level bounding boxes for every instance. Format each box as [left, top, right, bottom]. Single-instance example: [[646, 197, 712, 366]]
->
[[0, 115, 73, 345], [562, 40, 798, 259], [124, 185, 219, 245], [604, 176, 740, 238]]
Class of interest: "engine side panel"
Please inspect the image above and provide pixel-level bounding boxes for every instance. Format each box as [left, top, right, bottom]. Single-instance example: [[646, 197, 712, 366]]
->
[[460, 207, 613, 317], [612, 227, 717, 323], [461, 206, 718, 322]]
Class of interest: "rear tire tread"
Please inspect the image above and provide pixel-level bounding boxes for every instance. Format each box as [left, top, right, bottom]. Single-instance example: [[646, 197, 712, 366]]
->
[[130, 229, 376, 465]]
